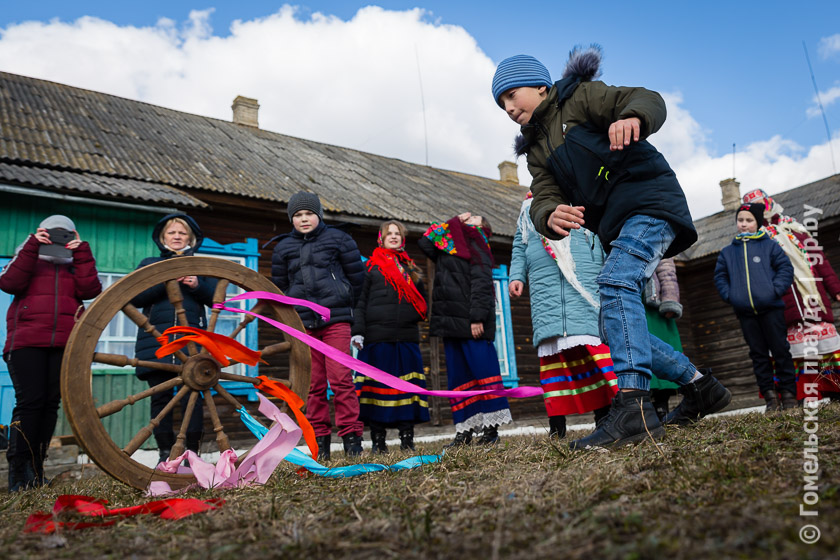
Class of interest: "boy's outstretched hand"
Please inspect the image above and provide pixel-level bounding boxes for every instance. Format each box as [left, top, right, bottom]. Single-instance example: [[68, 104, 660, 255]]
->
[[548, 204, 585, 237], [609, 117, 641, 151]]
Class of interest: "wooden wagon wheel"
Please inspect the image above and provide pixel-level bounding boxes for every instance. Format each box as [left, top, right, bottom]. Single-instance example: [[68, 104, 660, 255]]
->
[[60, 256, 311, 490]]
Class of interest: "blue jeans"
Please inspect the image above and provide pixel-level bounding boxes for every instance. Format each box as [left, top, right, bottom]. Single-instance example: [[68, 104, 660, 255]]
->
[[597, 215, 696, 391]]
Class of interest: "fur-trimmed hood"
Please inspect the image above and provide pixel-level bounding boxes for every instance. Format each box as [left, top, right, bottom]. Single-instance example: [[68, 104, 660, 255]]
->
[[514, 44, 603, 157]]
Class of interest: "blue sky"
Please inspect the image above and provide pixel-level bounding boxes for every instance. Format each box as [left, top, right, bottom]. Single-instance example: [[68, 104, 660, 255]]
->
[[1, 1, 839, 217]]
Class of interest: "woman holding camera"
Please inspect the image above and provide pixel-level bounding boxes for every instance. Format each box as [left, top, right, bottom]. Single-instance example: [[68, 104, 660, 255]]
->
[[0, 215, 101, 491]]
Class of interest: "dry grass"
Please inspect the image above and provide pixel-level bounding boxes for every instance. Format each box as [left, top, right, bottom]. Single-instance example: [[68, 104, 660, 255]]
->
[[1, 404, 838, 560]]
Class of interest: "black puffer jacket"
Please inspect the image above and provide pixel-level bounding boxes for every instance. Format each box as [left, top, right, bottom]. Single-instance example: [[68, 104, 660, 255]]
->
[[131, 214, 217, 380], [418, 235, 495, 341], [270, 221, 365, 329], [352, 267, 427, 344]]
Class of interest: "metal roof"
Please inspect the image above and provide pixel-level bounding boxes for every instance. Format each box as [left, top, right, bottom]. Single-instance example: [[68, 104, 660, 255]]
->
[[0, 71, 526, 236]]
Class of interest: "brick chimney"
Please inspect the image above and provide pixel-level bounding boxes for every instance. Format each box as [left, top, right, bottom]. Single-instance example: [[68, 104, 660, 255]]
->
[[720, 178, 741, 211], [232, 96, 259, 128], [498, 161, 519, 185]]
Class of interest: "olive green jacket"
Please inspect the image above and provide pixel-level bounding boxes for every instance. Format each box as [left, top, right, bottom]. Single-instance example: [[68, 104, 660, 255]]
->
[[521, 79, 697, 257]]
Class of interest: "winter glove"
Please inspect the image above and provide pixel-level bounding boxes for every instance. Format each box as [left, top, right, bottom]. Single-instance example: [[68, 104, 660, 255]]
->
[[351, 335, 364, 350]]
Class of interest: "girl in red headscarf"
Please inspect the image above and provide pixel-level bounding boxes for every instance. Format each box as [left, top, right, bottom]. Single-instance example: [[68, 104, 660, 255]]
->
[[352, 220, 429, 453]]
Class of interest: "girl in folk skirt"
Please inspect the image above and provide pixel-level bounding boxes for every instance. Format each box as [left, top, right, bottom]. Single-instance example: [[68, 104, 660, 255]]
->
[[509, 194, 616, 437], [352, 221, 430, 452], [419, 212, 512, 446]]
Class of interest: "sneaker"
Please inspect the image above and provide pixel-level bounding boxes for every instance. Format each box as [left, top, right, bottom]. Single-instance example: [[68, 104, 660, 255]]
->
[[548, 416, 566, 439], [663, 374, 732, 426], [315, 435, 331, 461], [370, 428, 388, 454], [779, 391, 798, 411], [569, 390, 664, 450], [444, 430, 472, 448], [398, 428, 415, 451], [342, 433, 363, 457], [476, 425, 500, 445], [764, 392, 781, 416]]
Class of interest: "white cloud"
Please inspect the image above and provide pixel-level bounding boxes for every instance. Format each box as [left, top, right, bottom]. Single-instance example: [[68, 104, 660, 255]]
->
[[818, 33, 840, 59], [806, 85, 840, 117], [0, 6, 837, 221]]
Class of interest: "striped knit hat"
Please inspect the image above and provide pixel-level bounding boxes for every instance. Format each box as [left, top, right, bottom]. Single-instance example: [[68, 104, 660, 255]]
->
[[492, 55, 552, 107]]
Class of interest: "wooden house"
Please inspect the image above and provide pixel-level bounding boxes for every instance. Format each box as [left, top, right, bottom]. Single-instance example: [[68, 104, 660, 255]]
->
[[1, 69, 838, 447]]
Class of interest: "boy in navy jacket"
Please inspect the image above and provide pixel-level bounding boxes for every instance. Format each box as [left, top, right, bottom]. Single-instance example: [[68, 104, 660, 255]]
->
[[714, 203, 795, 413], [270, 191, 366, 458]]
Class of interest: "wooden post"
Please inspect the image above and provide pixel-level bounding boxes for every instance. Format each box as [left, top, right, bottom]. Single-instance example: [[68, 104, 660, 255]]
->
[[426, 257, 442, 426]]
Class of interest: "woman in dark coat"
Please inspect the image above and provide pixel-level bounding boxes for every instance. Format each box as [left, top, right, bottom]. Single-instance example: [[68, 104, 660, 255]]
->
[[352, 220, 430, 453], [418, 212, 512, 446], [1, 215, 101, 491], [132, 213, 216, 462]]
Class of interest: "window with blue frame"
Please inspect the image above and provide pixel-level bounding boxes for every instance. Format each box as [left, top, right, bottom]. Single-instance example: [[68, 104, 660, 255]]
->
[[492, 265, 519, 387]]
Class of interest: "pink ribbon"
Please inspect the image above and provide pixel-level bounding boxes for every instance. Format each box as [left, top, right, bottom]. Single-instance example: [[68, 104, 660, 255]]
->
[[148, 394, 301, 496], [216, 292, 544, 400]]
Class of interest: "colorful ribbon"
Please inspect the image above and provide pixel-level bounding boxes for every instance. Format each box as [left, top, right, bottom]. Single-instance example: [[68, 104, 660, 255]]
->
[[148, 394, 302, 496], [238, 407, 442, 478], [254, 375, 318, 458], [215, 292, 544, 400], [24, 495, 224, 533], [155, 326, 264, 366]]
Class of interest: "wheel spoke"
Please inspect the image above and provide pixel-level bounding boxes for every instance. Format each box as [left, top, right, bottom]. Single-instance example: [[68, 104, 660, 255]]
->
[[206, 279, 231, 333], [203, 389, 231, 452], [219, 372, 263, 385], [169, 391, 199, 459], [121, 303, 189, 363], [259, 341, 291, 356], [93, 352, 181, 374], [166, 280, 199, 355], [97, 377, 183, 418], [123, 384, 190, 456]]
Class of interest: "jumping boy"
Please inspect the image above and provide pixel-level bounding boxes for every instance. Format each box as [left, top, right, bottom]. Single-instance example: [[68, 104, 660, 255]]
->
[[491, 47, 731, 448]]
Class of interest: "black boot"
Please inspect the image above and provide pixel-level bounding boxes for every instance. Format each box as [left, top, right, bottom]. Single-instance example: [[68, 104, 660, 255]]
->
[[370, 427, 388, 454], [155, 432, 175, 464], [444, 430, 472, 448], [398, 427, 415, 451], [548, 416, 566, 439], [593, 406, 611, 429], [343, 433, 363, 457], [652, 391, 670, 422], [764, 392, 781, 416], [7, 456, 31, 493], [569, 390, 664, 450], [663, 374, 732, 426], [186, 432, 202, 455], [476, 425, 500, 445], [315, 435, 331, 461], [779, 391, 798, 411]]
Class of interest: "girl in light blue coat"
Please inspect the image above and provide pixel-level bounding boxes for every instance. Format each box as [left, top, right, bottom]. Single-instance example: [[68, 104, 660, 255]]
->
[[509, 193, 618, 438]]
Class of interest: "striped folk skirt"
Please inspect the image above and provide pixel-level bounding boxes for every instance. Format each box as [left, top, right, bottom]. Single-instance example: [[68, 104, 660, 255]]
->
[[539, 343, 619, 416], [443, 338, 512, 433], [354, 341, 430, 426]]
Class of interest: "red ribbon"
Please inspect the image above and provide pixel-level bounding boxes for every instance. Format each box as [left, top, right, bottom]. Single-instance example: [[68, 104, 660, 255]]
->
[[24, 495, 224, 533], [155, 326, 265, 366]]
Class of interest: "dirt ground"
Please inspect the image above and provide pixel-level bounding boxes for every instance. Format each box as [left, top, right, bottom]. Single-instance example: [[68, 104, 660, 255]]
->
[[0, 402, 837, 559]]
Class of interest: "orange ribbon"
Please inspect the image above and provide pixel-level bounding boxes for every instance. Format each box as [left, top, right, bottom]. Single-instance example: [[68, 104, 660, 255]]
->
[[155, 326, 265, 366], [154, 327, 316, 457], [255, 375, 318, 458]]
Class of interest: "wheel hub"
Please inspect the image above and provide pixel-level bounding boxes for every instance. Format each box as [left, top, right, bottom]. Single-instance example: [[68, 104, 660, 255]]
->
[[181, 354, 221, 391]]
